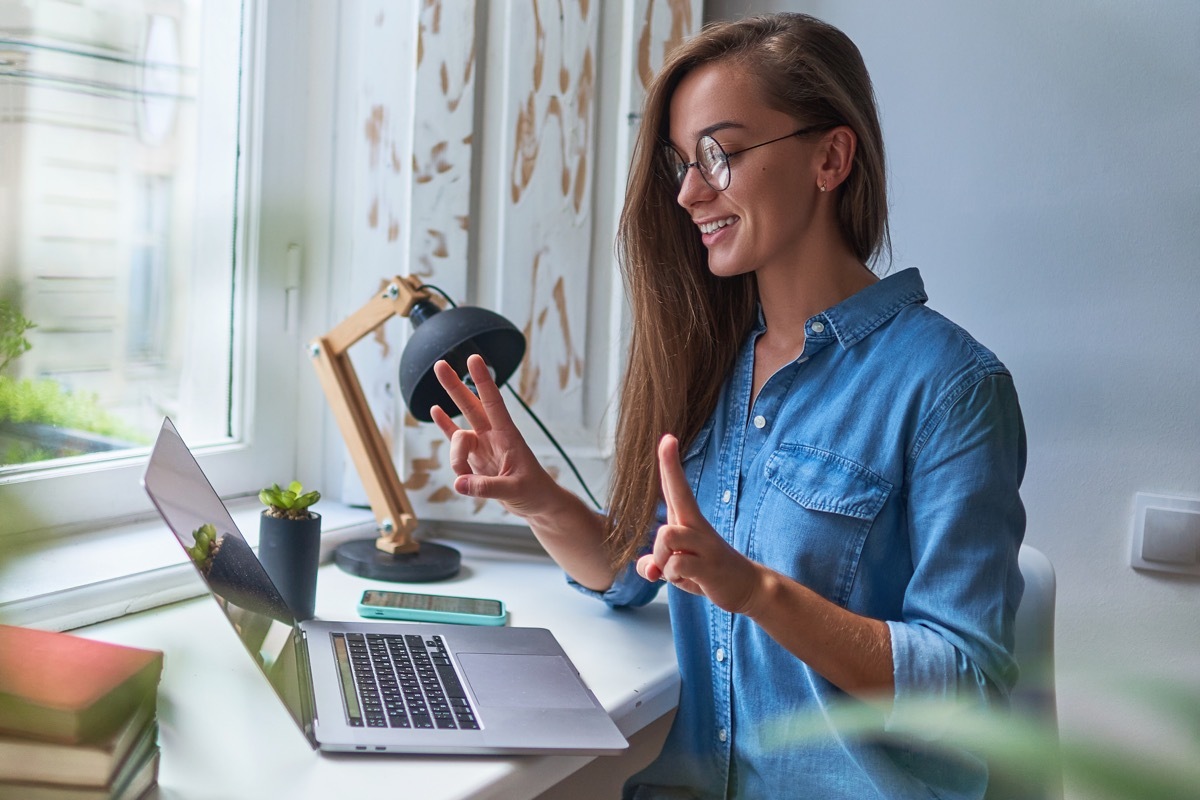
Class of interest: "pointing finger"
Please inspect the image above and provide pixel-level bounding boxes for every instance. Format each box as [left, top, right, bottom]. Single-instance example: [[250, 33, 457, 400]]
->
[[658, 434, 702, 527]]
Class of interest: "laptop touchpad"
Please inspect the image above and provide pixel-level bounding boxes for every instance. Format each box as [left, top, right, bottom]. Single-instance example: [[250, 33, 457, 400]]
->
[[456, 654, 595, 709]]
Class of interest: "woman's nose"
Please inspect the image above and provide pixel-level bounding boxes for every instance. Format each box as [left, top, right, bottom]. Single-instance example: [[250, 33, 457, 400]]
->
[[676, 165, 716, 207]]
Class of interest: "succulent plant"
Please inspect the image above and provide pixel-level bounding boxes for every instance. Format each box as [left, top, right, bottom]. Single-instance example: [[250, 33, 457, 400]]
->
[[259, 481, 321, 520]]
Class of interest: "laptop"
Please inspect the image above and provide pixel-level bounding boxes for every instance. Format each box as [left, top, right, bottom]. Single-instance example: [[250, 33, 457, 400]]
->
[[141, 417, 627, 756]]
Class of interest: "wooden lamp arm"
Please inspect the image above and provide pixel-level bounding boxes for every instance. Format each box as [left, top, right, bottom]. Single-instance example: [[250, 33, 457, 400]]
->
[[309, 276, 433, 554]]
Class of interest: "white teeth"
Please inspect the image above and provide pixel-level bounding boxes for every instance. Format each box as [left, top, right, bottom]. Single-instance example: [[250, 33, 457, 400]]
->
[[699, 216, 737, 235]]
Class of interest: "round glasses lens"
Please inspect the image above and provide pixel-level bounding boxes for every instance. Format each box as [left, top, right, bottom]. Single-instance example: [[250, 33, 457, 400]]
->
[[697, 135, 730, 190], [665, 146, 688, 187]]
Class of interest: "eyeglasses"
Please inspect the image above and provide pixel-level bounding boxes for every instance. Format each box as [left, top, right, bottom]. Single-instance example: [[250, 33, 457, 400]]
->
[[667, 126, 823, 192]]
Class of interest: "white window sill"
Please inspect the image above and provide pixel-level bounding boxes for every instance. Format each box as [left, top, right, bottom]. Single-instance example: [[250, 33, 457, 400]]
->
[[0, 499, 379, 631], [0, 501, 548, 632]]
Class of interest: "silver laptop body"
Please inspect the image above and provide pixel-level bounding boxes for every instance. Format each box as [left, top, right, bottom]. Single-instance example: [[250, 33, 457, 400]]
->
[[141, 418, 627, 756]]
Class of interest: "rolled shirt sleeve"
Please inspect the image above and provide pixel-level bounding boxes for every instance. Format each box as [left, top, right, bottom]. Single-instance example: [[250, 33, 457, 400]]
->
[[566, 548, 663, 609], [887, 372, 1027, 731]]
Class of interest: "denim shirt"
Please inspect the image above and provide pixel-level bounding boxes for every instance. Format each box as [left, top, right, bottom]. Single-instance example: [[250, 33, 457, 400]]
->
[[572, 269, 1027, 800]]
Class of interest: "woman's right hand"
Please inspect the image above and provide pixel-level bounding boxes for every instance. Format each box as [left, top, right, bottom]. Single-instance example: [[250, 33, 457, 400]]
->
[[430, 353, 558, 520]]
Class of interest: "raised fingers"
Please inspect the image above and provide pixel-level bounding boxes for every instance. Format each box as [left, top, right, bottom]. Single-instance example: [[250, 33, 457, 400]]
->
[[658, 434, 702, 527], [465, 354, 517, 429], [433, 359, 491, 432], [429, 404, 460, 440]]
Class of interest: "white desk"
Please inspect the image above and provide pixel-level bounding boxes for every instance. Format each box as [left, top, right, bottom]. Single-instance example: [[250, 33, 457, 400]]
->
[[78, 538, 679, 800]]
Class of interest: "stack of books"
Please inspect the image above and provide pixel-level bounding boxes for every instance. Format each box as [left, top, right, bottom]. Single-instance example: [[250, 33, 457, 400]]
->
[[0, 625, 163, 800]]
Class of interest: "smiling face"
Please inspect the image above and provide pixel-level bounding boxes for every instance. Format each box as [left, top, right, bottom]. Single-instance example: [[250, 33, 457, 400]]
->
[[667, 60, 824, 281]]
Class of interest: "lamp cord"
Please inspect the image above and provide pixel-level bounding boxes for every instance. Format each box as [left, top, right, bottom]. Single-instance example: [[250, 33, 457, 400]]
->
[[502, 385, 603, 511], [418, 284, 605, 512]]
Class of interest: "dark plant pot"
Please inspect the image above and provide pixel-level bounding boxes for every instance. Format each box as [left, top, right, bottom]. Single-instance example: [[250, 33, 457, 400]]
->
[[258, 511, 322, 620]]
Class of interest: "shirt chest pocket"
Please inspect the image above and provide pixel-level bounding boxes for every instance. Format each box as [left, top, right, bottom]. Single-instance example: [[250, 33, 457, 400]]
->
[[754, 444, 892, 607]]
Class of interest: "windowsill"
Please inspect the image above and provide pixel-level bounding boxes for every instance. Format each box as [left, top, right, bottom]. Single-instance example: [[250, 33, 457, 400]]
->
[[0, 500, 551, 632], [0, 500, 379, 631]]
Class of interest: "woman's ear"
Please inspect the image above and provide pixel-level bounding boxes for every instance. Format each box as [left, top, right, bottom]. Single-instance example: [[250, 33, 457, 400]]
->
[[815, 126, 857, 193]]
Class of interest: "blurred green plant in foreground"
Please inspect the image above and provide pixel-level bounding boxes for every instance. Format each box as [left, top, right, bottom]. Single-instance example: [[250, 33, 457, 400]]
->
[[764, 678, 1200, 800]]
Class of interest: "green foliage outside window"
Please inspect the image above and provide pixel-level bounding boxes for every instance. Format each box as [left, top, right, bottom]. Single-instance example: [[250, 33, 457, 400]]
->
[[0, 299, 144, 465], [0, 298, 35, 374]]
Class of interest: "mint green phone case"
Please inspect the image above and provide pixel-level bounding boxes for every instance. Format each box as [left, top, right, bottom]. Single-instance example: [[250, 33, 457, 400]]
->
[[356, 590, 507, 626]]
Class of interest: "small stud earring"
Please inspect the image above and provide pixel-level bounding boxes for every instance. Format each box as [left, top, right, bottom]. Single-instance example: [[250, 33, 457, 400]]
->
[[819, 180, 828, 193]]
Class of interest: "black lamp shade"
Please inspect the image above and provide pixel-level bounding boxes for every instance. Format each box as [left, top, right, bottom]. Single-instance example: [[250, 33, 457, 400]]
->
[[399, 304, 526, 422]]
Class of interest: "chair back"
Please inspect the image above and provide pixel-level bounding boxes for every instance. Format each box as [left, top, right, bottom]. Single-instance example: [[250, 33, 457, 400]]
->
[[985, 544, 1063, 800]]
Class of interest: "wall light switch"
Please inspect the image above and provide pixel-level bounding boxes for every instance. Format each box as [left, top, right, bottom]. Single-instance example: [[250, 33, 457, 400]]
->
[[1131, 493, 1200, 576]]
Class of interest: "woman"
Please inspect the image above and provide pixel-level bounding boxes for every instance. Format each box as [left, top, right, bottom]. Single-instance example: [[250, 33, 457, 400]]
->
[[432, 13, 1026, 800]]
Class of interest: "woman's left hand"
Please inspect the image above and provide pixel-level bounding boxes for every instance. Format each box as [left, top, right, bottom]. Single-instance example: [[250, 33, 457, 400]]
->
[[636, 434, 765, 614]]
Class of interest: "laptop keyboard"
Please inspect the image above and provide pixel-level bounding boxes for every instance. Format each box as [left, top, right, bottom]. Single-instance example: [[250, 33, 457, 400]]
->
[[333, 632, 480, 730]]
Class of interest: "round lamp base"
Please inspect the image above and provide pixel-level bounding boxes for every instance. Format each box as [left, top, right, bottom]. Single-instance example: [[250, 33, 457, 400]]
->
[[333, 538, 461, 582]]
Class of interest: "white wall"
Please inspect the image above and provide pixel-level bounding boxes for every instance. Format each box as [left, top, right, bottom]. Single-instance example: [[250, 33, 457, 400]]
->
[[708, 0, 1200, 787]]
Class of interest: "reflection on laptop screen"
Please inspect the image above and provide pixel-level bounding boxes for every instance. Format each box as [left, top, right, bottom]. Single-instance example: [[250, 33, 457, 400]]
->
[[142, 418, 310, 734]]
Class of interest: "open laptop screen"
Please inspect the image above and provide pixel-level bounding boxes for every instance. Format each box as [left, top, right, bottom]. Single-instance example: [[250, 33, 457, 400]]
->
[[142, 418, 311, 738]]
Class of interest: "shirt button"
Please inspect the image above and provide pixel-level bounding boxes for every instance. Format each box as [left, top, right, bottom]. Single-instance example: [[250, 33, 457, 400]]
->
[[718, 728, 728, 743], [721, 489, 731, 504], [753, 415, 766, 429], [715, 647, 725, 662], [810, 320, 825, 333]]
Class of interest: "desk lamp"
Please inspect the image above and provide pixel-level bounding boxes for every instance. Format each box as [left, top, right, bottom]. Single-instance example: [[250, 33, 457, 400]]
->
[[309, 275, 525, 582]]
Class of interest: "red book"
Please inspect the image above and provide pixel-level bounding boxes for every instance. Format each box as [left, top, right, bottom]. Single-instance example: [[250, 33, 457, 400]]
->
[[0, 626, 162, 744]]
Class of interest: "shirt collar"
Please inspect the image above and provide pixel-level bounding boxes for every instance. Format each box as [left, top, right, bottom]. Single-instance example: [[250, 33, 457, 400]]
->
[[750, 268, 928, 349], [818, 267, 929, 349]]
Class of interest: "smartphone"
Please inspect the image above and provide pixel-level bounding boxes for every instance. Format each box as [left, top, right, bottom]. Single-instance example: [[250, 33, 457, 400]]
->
[[357, 589, 507, 626]]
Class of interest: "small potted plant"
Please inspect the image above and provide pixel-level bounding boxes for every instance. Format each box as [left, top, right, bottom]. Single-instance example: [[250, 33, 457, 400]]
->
[[257, 481, 322, 620], [259, 481, 321, 521]]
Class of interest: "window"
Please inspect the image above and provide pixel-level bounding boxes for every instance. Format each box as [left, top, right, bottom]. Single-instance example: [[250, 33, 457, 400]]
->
[[0, 0, 317, 537]]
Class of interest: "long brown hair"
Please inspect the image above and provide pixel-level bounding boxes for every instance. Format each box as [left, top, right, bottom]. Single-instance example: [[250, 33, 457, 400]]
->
[[604, 13, 891, 567]]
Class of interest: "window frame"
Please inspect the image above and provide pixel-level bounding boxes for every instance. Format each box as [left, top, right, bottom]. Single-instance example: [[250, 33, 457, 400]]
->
[[0, 1, 332, 540]]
